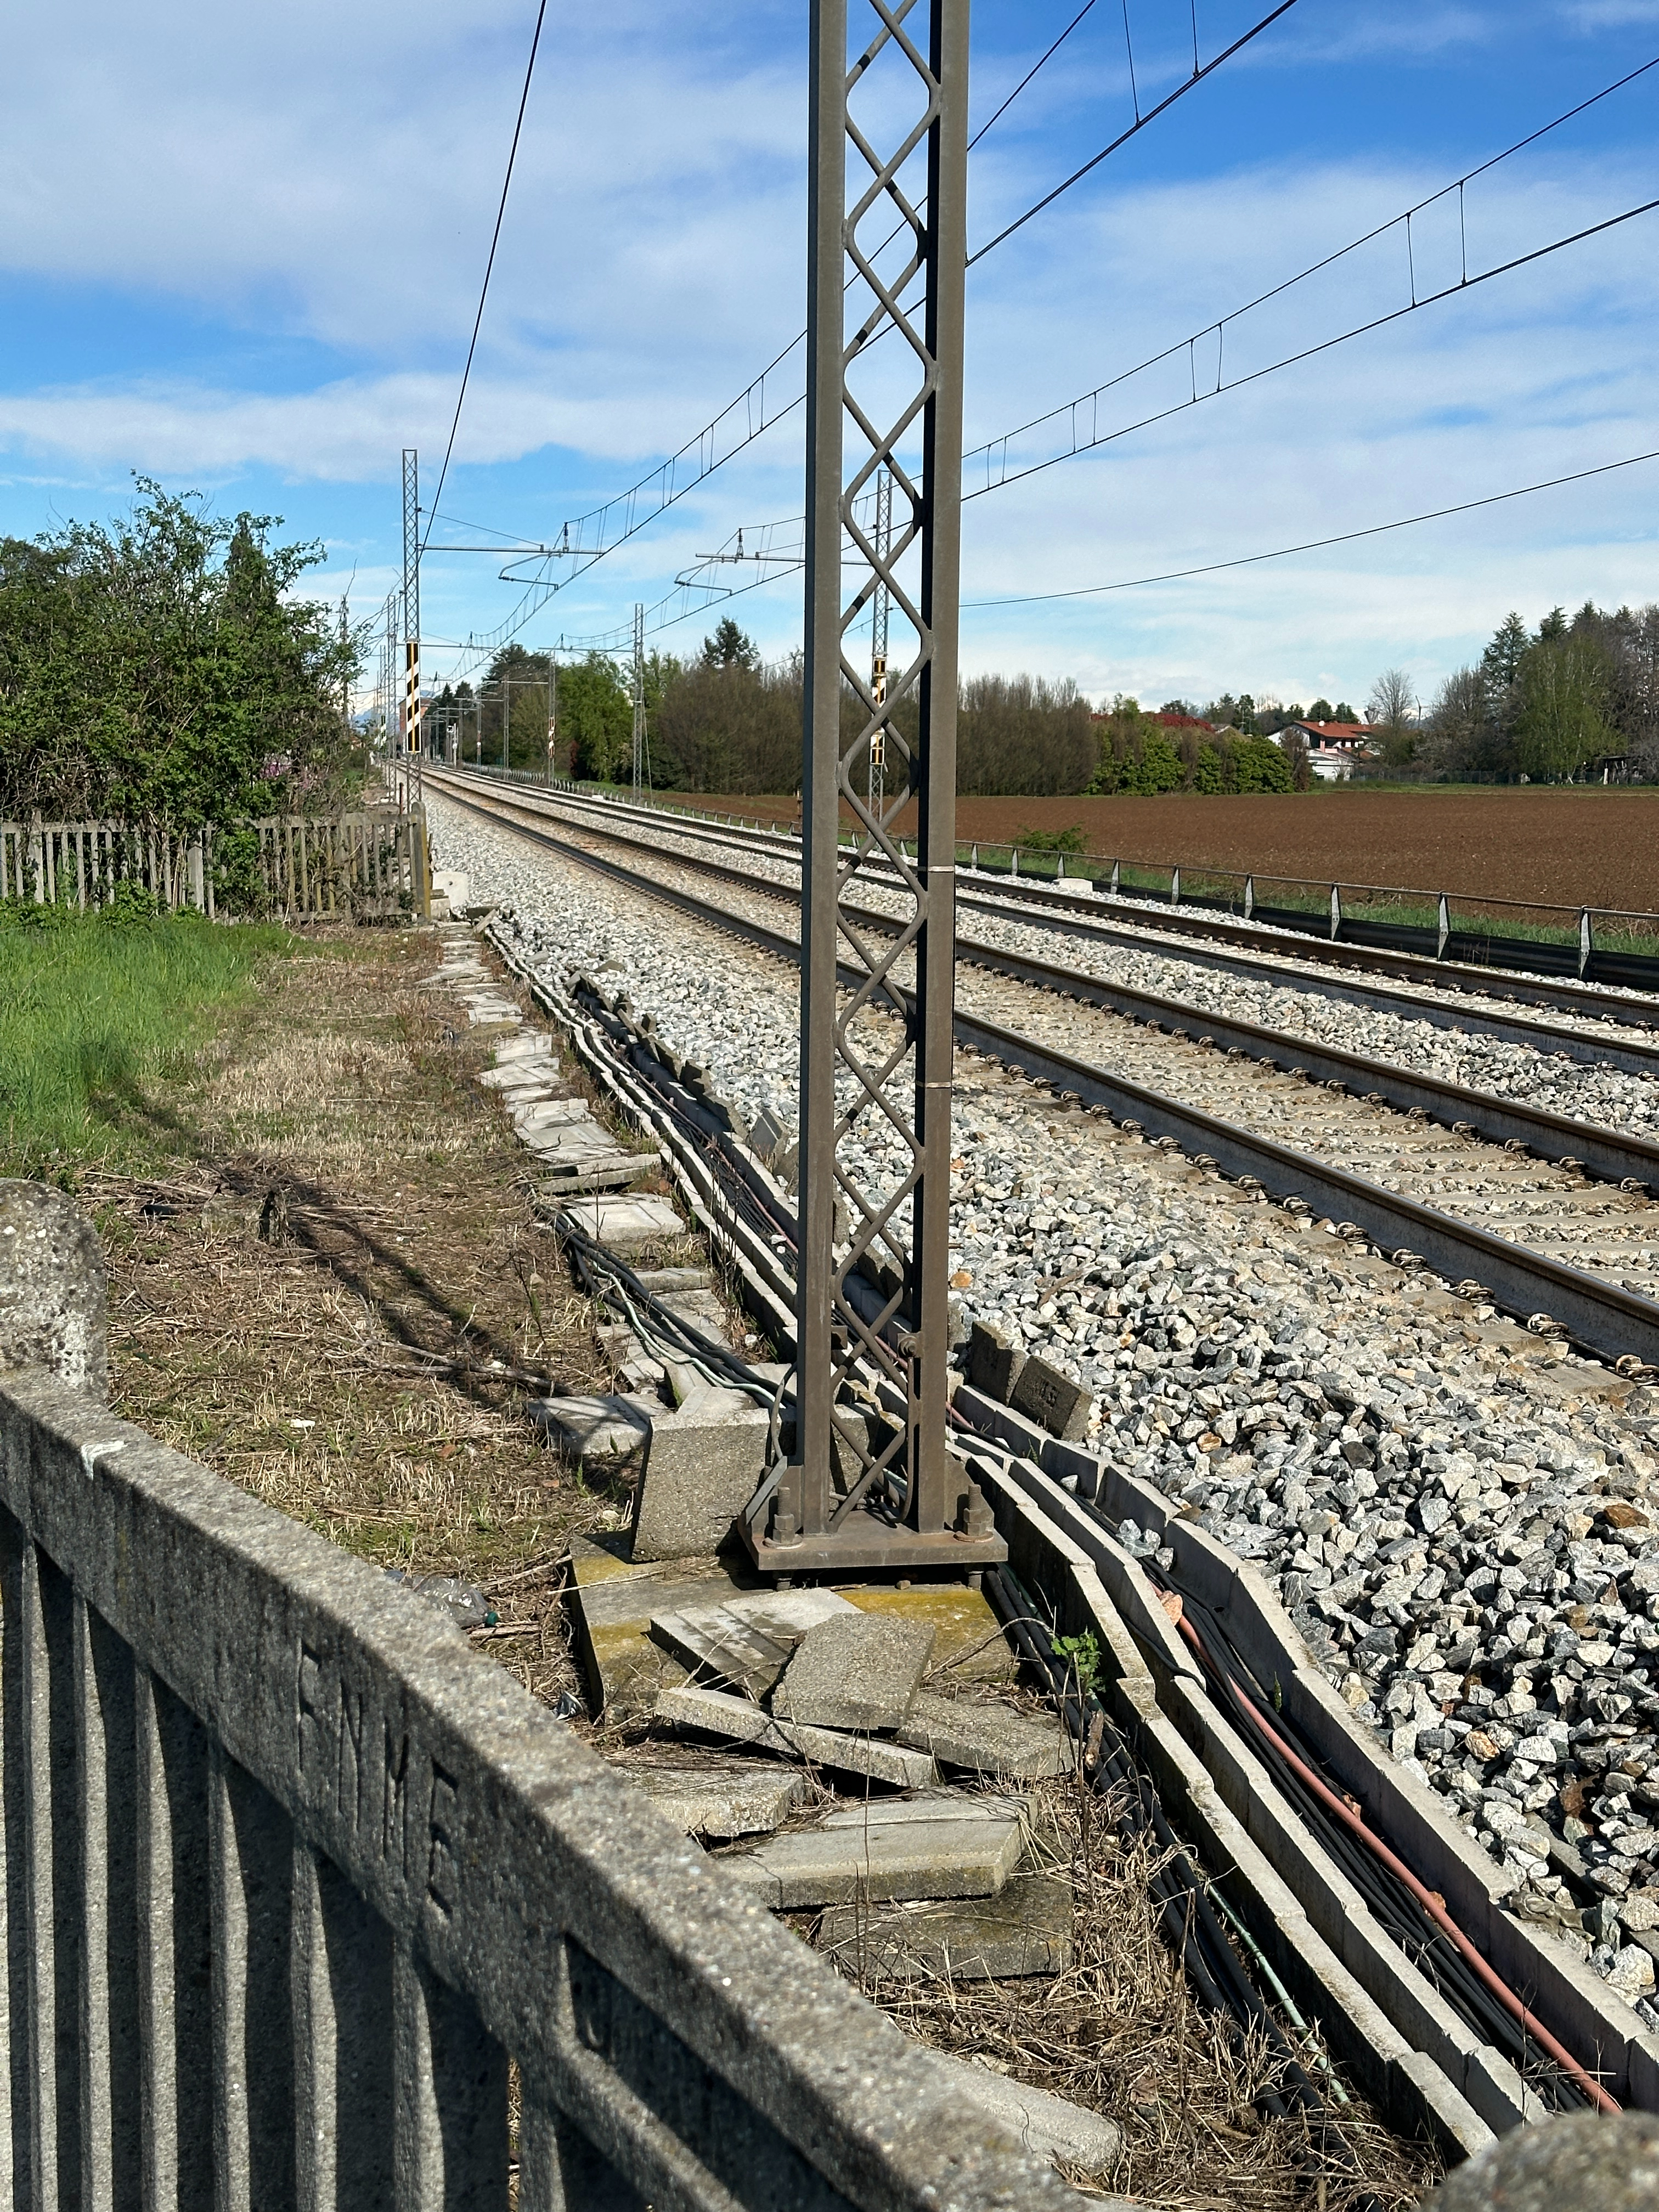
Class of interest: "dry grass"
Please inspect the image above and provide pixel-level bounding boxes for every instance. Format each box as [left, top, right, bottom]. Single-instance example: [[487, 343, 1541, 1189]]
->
[[833, 1777, 1445, 2210], [63, 923, 655, 1716]]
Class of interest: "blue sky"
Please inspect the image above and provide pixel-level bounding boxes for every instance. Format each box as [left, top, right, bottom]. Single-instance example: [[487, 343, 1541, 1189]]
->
[[2, 0, 1655, 715]]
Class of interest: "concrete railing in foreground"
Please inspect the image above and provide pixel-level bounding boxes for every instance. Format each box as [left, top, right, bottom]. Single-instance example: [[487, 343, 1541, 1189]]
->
[[0, 1193, 1071, 2210]]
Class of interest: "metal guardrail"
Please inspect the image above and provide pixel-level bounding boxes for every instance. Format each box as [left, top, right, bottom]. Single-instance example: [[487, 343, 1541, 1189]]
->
[[477, 771, 1659, 993], [0, 1182, 1070, 2211]]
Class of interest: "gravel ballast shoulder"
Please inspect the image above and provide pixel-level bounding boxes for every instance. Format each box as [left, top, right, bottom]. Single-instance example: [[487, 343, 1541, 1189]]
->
[[431, 793, 1659, 2018]]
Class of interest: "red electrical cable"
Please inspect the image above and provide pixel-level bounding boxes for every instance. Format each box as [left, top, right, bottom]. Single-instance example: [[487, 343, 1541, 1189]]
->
[[1172, 1610, 1621, 2115]]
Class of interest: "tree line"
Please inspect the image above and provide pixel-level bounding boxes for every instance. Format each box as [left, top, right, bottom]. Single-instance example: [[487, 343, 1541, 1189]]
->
[[0, 481, 361, 825], [1419, 603, 1659, 782], [479, 618, 1307, 798]]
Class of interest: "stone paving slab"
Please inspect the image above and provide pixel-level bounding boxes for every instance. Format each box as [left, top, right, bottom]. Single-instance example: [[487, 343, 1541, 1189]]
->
[[898, 1690, 1073, 1780], [772, 1612, 935, 1734], [838, 1585, 1018, 1686], [656, 1682, 938, 1788], [651, 1587, 855, 1697], [529, 1392, 656, 1464], [726, 1793, 1027, 1908], [623, 1758, 807, 1841], [819, 1872, 1075, 1982], [512, 1098, 594, 1131], [491, 1030, 554, 1062], [561, 1192, 685, 1250], [568, 1535, 757, 1719]]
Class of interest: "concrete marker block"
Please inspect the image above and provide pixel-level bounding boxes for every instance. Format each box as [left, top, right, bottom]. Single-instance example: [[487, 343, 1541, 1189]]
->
[[0, 1180, 109, 1401]]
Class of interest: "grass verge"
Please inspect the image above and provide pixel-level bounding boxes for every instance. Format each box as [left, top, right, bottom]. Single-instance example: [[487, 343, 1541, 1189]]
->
[[0, 906, 294, 1175], [2, 918, 628, 1713]]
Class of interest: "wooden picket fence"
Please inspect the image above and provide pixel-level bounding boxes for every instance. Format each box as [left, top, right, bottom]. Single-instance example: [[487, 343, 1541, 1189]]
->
[[251, 805, 427, 918], [0, 806, 428, 921], [0, 819, 209, 915]]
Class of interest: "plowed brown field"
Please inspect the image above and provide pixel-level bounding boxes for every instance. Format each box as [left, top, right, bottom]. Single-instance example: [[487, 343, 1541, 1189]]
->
[[652, 788, 1659, 913]]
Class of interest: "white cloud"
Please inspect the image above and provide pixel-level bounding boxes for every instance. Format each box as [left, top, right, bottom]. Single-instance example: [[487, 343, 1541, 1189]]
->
[[2, 1, 1656, 708]]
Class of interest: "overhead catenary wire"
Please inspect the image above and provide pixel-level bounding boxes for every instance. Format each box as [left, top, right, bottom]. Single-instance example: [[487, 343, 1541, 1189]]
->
[[966, 192, 1659, 498], [449, 0, 1294, 667], [586, 444, 1659, 651], [959, 445, 1659, 608], [420, 0, 549, 558], [967, 48, 1659, 493], [967, 0, 1302, 263], [543, 61, 1659, 654]]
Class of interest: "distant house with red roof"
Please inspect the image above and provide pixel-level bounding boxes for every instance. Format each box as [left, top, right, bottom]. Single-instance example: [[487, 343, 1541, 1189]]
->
[[1277, 718, 1380, 782]]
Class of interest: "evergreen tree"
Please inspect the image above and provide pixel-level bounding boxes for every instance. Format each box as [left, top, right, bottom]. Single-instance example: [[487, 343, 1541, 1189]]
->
[[701, 617, 759, 672], [1481, 613, 1529, 690]]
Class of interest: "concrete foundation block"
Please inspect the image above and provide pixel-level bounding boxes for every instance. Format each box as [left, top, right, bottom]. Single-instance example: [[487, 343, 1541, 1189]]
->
[[630, 1389, 771, 1561], [820, 1872, 1075, 1982], [967, 1319, 1025, 1402], [0, 1181, 109, 1400], [1011, 1355, 1092, 1442], [772, 1612, 935, 1734], [898, 1690, 1072, 1780]]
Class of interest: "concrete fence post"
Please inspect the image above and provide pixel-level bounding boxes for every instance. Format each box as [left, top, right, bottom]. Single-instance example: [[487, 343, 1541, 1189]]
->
[[0, 1182, 109, 1401]]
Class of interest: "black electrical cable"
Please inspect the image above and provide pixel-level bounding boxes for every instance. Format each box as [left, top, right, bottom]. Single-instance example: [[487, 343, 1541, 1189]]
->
[[1157, 1568, 1596, 2112], [968, 0, 1301, 263], [969, 0, 1102, 150], [961, 448, 1659, 605], [553, 1213, 776, 1398], [983, 1564, 1391, 2203]]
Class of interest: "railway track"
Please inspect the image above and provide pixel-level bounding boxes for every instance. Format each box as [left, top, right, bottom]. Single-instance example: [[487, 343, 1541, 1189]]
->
[[455, 768, 1659, 1049], [429, 768, 1659, 1370], [477, 893, 1658, 2166]]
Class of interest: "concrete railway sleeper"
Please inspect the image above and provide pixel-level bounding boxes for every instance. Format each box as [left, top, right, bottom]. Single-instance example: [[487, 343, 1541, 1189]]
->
[[445, 766, 1659, 1047], [480, 881, 1659, 2168], [438, 776, 1659, 1373]]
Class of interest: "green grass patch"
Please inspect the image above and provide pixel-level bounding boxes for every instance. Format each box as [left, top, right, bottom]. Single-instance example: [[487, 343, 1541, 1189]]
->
[[0, 907, 294, 1176]]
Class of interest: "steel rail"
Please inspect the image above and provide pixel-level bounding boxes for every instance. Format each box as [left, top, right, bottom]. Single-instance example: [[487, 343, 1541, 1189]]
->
[[437, 773, 1659, 1367], [467, 786, 1639, 2132], [435, 769, 1659, 1186], [444, 769, 1659, 1064]]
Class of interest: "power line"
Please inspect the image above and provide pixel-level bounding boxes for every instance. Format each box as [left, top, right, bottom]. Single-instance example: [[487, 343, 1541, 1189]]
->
[[455, 1, 1283, 662], [967, 0, 1302, 264], [958, 447, 1659, 607], [420, 0, 549, 557], [965, 55, 1659, 495], [968, 0, 1102, 149], [965, 193, 1659, 499], [573, 438, 1659, 651]]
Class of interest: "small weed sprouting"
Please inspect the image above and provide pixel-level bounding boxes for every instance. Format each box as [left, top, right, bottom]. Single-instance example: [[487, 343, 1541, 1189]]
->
[[1054, 1629, 1103, 1695]]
